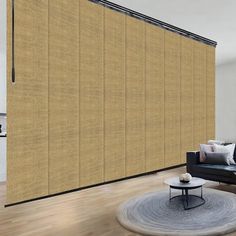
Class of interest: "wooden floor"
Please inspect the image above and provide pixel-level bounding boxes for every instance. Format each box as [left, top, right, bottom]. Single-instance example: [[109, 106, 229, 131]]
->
[[0, 166, 236, 236]]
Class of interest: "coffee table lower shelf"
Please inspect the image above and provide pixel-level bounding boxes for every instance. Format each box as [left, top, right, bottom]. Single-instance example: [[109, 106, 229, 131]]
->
[[169, 186, 205, 210]]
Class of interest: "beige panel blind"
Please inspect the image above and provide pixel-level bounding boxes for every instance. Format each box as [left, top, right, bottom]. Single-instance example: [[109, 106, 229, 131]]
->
[[7, 0, 215, 204]]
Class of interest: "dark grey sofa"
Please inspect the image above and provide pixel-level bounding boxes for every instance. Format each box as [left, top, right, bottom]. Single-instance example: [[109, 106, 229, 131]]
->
[[186, 144, 236, 184]]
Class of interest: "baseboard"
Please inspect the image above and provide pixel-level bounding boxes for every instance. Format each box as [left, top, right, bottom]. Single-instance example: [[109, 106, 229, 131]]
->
[[5, 163, 186, 207]]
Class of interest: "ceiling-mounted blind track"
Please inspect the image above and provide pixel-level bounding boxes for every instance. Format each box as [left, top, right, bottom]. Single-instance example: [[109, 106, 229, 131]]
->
[[90, 0, 217, 47]]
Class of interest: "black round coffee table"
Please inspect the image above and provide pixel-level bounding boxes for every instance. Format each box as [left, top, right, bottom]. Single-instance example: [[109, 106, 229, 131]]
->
[[164, 177, 206, 210]]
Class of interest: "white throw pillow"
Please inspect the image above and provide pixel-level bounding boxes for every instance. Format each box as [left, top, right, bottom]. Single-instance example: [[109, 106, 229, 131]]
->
[[213, 143, 236, 164], [200, 144, 214, 162], [208, 140, 224, 145]]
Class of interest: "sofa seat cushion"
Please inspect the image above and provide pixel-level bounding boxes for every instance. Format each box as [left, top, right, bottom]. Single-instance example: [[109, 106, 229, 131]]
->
[[192, 164, 236, 177]]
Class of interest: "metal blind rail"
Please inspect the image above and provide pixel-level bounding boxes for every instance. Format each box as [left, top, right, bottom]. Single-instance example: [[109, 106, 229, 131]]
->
[[90, 0, 217, 47]]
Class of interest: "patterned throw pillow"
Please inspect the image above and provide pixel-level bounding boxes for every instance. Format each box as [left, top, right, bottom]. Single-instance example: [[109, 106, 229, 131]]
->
[[199, 144, 214, 162]]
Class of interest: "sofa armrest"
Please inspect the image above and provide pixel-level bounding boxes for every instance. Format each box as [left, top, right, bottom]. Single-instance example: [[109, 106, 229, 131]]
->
[[186, 151, 200, 173]]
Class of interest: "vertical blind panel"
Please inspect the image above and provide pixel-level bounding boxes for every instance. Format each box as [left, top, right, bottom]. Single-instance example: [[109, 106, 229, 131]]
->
[[180, 37, 194, 163], [193, 42, 207, 149], [7, 0, 49, 204], [126, 16, 146, 176], [79, 0, 104, 187], [104, 8, 126, 181], [7, 0, 216, 204], [206, 46, 215, 140], [164, 30, 181, 167], [48, 0, 79, 194], [145, 24, 165, 171]]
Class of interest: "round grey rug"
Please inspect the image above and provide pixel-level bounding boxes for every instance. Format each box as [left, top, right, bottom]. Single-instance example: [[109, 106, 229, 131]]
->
[[117, 188, 236, 236]]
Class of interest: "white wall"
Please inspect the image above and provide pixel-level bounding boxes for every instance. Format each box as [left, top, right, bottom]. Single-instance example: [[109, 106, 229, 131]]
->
[[0, 0, 6, 113], [0, 138, 6, 182], [216, 60, 236, 142]]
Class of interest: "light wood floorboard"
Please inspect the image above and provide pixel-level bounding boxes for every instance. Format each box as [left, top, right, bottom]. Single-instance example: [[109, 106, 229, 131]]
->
[[0, 167, 236, 236]]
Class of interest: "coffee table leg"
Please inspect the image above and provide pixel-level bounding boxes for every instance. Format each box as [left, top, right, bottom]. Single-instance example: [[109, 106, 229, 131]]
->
[[201, 186, 203, 199], [185, 189, 189, 206]]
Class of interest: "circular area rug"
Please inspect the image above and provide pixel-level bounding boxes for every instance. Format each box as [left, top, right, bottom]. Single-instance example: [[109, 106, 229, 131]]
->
[[117, 188, 236, 236]]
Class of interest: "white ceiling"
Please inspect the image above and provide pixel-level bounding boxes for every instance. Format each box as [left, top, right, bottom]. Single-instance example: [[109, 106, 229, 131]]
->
[[110, 0, 236, 66]]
